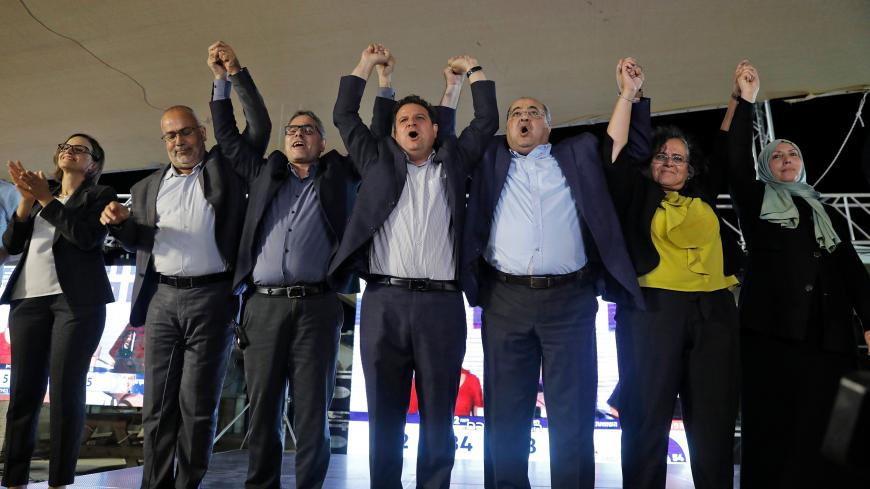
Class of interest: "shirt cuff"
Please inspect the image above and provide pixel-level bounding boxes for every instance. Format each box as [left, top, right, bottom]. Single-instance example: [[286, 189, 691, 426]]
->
[[377, 87, 396, 100], [212, 79, 232, 101]]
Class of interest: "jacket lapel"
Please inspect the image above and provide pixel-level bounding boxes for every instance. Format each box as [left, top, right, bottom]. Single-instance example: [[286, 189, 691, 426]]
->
[[493, 141, 513, 208], [145, 166, 169, 226], [552, 143, 585, 215]]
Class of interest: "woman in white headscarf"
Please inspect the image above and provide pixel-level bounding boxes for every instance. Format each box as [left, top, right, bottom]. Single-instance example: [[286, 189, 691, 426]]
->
[[726, 62, 870, 489]]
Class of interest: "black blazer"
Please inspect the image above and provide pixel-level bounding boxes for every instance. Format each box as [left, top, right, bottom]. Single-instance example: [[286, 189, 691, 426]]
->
[[329, 75, 499, 286], [728, 99, 870, 352], [1, 180, 116, 306], [210, 69, 395, 294], [460, 101, 652, 309], [603, 103, 743, 284], [110, 80, 270, 325]]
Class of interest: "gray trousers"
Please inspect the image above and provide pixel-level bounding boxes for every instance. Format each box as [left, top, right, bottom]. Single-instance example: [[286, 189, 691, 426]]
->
[[140, 281, 235, 489], [241, 291, 342, 489], [479, 279, 599, 489]]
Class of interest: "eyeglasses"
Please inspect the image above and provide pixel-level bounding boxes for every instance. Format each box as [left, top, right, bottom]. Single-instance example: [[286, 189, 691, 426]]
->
[[57, 143, 93, 157], [508, 108, 545, 120], [161, 126, 200, 142], [284, 124, 319, 137], [652, 153, 688, 166]]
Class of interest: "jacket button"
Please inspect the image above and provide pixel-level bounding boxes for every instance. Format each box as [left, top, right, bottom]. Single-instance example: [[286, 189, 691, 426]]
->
[[812, 251, 821, 258], [804, 284, 814, 292]]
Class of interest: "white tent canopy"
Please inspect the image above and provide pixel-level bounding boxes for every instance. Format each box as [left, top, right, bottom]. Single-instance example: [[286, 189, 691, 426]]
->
[[2, 0, 868, 173]]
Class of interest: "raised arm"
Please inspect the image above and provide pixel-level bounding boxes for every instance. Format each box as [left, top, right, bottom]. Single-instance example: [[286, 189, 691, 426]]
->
[[433, 65, 463, 141], [207, 42, 271, 182], [370, 49, 397, 139], [334, 44, 390, 175], [446, 55, 498, 175], [606, 57, 645, 163], [208, 41, 271, 158], [726, 62, 763, 219]]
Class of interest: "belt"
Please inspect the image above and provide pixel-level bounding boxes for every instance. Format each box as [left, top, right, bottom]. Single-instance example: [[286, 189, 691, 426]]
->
[[494, 267, 593, 289], [157, 271, 232, 289], [364, 274, 460, 292], [254, 283, 329, 298]]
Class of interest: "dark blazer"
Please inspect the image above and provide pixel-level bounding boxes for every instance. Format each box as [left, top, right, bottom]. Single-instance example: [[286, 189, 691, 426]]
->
[[728, 99, 870, 352], [460, 102, 652, 309], [110, 78, 270, 326], [330, 75, 499, 286], [210, 70, 395, 294], [603, 101, 743, 285], [1, 180, 116, 306]]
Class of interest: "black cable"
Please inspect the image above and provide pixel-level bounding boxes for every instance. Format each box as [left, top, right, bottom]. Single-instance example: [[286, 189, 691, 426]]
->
[[18, 0, 162, 111]]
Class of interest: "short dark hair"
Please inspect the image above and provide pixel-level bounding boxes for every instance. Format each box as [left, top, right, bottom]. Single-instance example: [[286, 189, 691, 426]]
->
[[392, 95, 438, 128], [53, 133, 105, 183], [287, 110, 326, 138], [646, 125, 701, 180]]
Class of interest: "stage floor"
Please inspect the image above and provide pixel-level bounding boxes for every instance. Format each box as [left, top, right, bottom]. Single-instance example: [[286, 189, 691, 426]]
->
[[27, 449, 739, 488]]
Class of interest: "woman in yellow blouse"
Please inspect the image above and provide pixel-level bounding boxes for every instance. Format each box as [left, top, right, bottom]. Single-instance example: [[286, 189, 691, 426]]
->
[[603, 58, 743, 489]]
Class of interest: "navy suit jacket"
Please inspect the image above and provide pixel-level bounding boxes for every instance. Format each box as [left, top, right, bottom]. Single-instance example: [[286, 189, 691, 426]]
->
[[330, 75, 499, 286], [210, 70, 395, 294], [110, 77, 270, 325], [461, 102, 651, 309]]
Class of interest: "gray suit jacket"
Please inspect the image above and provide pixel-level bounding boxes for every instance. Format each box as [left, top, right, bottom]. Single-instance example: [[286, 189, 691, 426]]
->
[[110, 77, 270, 325]]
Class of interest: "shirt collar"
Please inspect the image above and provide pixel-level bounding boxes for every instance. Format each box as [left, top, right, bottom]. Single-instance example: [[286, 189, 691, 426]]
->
[[289, 161, 318, 180], [165, 160, 204, 180], [510, 143, 553, 160], [404, 150, 437, 167]]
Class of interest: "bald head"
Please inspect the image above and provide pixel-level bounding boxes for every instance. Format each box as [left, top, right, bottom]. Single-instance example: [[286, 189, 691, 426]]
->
[[161, 105, 207, 173], [505, 97, 551, 155]]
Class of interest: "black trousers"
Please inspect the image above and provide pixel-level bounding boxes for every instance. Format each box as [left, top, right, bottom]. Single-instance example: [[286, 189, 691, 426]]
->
[[741, 329, 863, 489], [615, 288, 739, 489], [2, 294, 105, 487], [359, 283, 466, 489], [479, 278, 599, 489], [241, 292, 342, 489], [140, 281, 235, 489]]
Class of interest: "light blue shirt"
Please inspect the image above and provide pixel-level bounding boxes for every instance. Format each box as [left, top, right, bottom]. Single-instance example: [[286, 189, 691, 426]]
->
[[484, 143, 587, 275], [152, 163, 227, 276]]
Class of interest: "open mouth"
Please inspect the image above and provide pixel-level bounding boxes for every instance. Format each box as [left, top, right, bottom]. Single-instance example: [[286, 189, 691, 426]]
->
[[520, 126, 530, 135], [408, 130, 419, 139], [291, 141, 305, 148]]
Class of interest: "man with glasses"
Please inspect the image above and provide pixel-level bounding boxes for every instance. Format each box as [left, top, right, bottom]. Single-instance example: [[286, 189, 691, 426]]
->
[[206, 41, 396, 489], [460, 61, 649, 489], [99, 47, 269, 488]]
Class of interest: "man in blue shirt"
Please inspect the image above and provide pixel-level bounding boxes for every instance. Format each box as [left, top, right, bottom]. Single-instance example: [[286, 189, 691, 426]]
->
[[461, 90, 649, 488], [207, 41, 396, 489]]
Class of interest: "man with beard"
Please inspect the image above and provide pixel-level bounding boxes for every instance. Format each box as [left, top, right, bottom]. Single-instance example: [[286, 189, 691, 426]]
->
[[99, 54, 268, 487]]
